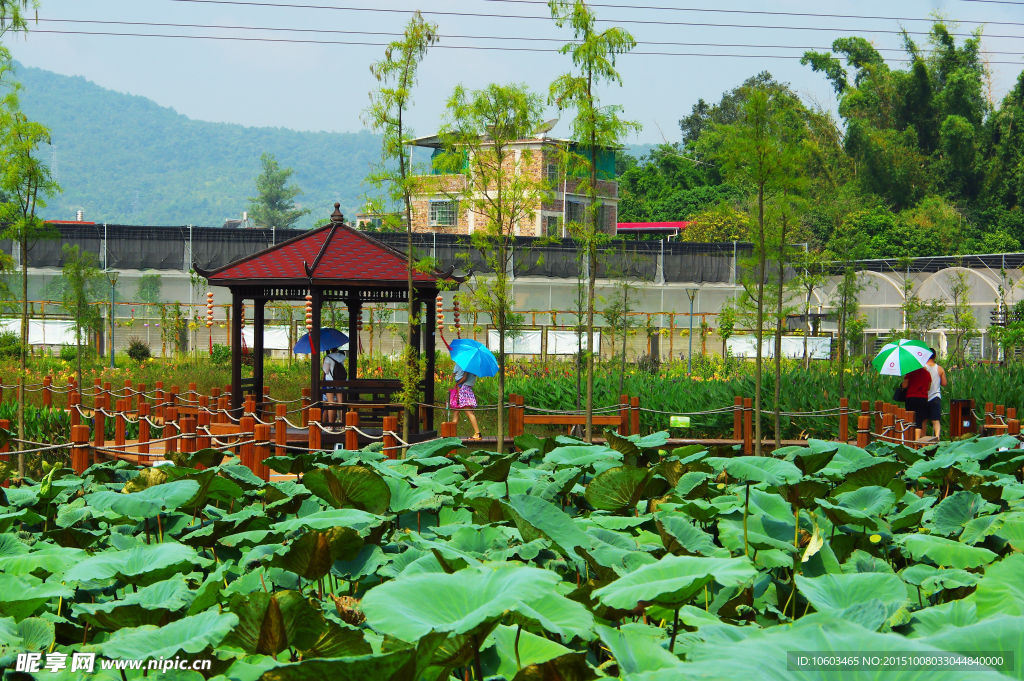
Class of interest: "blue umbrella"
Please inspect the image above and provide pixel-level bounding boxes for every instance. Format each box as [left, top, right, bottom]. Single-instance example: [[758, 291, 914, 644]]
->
[[449, 339, 499, 377], [293, 328, 349, 354]]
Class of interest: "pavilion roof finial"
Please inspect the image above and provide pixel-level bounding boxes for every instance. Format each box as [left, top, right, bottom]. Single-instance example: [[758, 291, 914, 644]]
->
[[330, 203, 345, 224]]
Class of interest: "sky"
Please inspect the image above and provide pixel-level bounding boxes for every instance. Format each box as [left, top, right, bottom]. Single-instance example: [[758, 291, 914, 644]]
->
[[8, 0, 1024, 145]]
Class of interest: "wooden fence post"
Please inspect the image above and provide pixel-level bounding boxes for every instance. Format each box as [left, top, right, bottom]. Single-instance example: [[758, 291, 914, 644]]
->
[[984, 402, 994, 435], [275, 404, 287, 462], [124, 380, 134, 412], [874, 400, 883, 436], [733, 396, 743, 440], [163, 406, 179, 456], [619, 395, 630, 436], [743, 397, 753, 455], [1009, 418, 1020, 436], [93, 395, 106, 451], [239, 415, 255, 469], [136, 383, 146, 412], [43, 375, 52, 408], [383, 415, 398, 460], [308, 407, 322, 451], [155, 381, 165, 419], [197, 409, 211, 451], [181, 416, 197, 455], [115, 399, 126, 447], [217, 396, 229, 425], [138, 403, 151, 455], [839, 398, 849, 443], [856, 415, 870, 448], [254, 423, 271, 481], [71, 424, 90, 474], [69, 392, 80, 429], [345, 410, 359, 451]]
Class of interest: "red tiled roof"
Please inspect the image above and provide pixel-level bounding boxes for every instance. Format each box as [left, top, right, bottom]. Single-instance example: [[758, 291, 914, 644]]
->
[[208, 219, 434, 285]]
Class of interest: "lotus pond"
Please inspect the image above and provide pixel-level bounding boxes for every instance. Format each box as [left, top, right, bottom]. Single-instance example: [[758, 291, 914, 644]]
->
[[0, 432, 1023, 680]]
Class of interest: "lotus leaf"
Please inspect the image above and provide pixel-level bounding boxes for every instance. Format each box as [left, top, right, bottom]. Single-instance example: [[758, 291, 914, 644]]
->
[[593, 555, 756, 610]]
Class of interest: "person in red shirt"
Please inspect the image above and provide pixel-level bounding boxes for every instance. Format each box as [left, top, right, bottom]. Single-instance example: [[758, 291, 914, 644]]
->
[[901, 367, 931, 433]]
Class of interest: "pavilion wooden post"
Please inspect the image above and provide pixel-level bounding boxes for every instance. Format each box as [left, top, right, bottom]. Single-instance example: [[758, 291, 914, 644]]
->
[[254, 424, 271, 481], [345, 410, 359, 451], [839, 398, 849, 443], [217, 396, 229, 425], [138, 403, 151, 455], [275, 404, 287, 461], [733, 396, 743, 440], [71, 425, 90, 475], [743, 397, 753, 455], [383, 415, 398, 460], [309, 288, 323, 415], [308, 407, 322, 451], [253, 299, 266, 411], [42, 376, 52, 408], [0, 419, 8, 488], [347, 296, 361, 382], [231, 290, 244, 416]]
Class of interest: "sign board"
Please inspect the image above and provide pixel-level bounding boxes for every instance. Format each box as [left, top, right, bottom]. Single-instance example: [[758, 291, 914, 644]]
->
[[487, 330, 543, 355], [727, 335, 831, 360], [670, 415, 690, 428], [547, 330, 601, 355]]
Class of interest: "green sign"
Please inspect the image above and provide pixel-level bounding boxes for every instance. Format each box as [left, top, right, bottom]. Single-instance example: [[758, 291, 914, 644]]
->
[[670, 415, 690, 428]]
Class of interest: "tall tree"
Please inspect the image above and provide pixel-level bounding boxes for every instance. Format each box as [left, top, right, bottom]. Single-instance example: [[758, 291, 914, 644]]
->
[[60, 245, 102, 389], [246, 152, 311, 229], [703, 88, 805, 455], [434, 82, 547, 453], [548, 0, 640, 442], [826, 219, 868, 398], [364, 12, 438, 447]]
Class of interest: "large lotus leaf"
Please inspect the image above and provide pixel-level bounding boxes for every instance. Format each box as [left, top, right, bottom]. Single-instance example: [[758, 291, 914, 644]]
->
[[717, 513, 799, 555], [489, 624, 571, 680], [385, 478, 446, 515], [672, 615, 1012, 681], [271, 509, 384, 535], [834, 460, 907, 494], [889, 495, 937, 532], [0, 546, 85, 577], [994, 516, 1024, 552], [902, 600, 978, 638], [263, 481, 312, 514], [467, 453, 518, 484], [593, 555, 756, 610], [186, 563, 230, 617], [529, 467, 584, 503], [929, 491, 986, 537], [331, 544, 389, 581], [817, 442, 874, 480], [795, 572, 908, 620], [543, 446, 622, 469], [95, 609, 238, 661], [675, 498, 732, 524], [64, 542, 203, 587], [584, 466, 653, 512], [220, 529, 286, 549], [0, 616, 54, 652], [303, 618, 372, 659], [833, 486, 897, 517], [657, 515, 719, 557], [921, 569, 980, 592], [595, 623, 681, 676], [406, 437, 465, 459], [267, 527, 363, 581], [961, 515, 1005, 545], [302, 465, 390, 514], [0, 574, 74, 620], [73, 577, 196, 629], [842, 549, 895, 575], [786, 447, 837, 476], [0, 533, 28, 558], [898, 534, 998, 569], [508, 592, 596, 641], [704, 456, 801, 486], [220, 590, 327, 656], [971, 554, 1024, 620], [605, 431, 642, 460], [259, 632, 446, 681], [921, 615, 1024, 678], [86, 480, 201, 519], [166, 447, 226, 470], [362, 563, 559, 641], [503, 494, 590, 566]]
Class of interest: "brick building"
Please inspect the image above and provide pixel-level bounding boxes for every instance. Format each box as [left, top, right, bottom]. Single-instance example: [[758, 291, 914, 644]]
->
[[407, 130, 618, 237]]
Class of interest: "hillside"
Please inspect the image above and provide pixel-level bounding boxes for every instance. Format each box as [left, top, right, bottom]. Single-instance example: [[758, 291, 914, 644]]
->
[[16, 63, 382, 227]]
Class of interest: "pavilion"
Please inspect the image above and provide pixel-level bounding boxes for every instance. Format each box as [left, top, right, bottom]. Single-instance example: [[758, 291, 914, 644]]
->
[[195, 204, 442, 441]]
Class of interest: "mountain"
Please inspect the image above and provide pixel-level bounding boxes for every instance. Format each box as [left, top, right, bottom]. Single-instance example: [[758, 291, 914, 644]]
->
[[15, 62, 382, 227]]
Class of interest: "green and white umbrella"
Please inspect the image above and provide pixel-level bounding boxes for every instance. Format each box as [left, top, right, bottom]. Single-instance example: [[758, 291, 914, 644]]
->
[[871, 339, 931, 376]]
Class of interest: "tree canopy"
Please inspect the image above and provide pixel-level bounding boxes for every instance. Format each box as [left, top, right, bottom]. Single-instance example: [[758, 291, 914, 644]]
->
[[246, 152, 310, 229]]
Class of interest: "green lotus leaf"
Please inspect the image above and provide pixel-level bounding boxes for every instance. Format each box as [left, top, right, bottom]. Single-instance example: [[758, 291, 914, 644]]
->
[[186, 563, 230, 616], [920, 569, 980, 592], [971, 553, 1024, 620], [467, 453, 518, 484], [508, 592, 596, 641], [64, 542, 204, 587], [263, 481, 312, 514], [994, 516, 1024, 552], [489, 623, 571, 680], [657, 514, 719, 557], [795, 572, 908, 620], [595, 623, 681, 676], [362, 563, 560, 641], [259, 632, 446, 681], [704, 456, 802, 486], [960, 515, 1005, 545], [834, 486, 897, 517], [898, 534, 998, 569], [330, 544, 389, 581], [503, 494, 591, 565], [304, 618, 372, 659], [529, 467, 584, 503], [0, 616, 54, 652], [0, 533, 29, 558], [95, 609, 238, 661], [86, 480, 201, 519], [929, 491, 986, 537], [271, 508, 384, 535], [0, 546, 86, 577], [584, 466, 654, 512], [543, 446, 622, 469], [0, 573, 75, 620], [407, 437, 466, 459], [786, 447, 837, 476], [593, 555, 756, 610], [73, 577, 195, 629], [920, 615, 1024, 676], [902, 600, 978, 638], [220, 590, 327, 656], [302, 465, 391, 514], [267, 527, 363, 581], [385, 477, 447, 515], [841, 549, 895, 575], [166, 447, 226, 470]]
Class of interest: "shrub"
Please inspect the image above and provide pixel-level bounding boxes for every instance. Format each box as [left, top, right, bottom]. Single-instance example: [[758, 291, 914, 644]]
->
[[211, 343, 231, 365], [0, 330, 23, 359], [59, 344, 94, 362], [126, 336, 151, 363]]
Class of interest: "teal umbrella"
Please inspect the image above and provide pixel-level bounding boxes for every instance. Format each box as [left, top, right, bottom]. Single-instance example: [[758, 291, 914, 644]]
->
[[449, 339, 498, 377]]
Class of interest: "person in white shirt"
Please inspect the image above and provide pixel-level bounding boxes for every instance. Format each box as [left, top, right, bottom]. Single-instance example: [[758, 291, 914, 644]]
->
[[925, 348, 947, 439], [321, 347, 347, 424]]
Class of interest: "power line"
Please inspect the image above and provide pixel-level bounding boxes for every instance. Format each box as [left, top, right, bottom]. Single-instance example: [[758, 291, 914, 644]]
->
[[161, 0, 1024, 40], [36, 18, 1024, 55], [479, 0, 1024, 29], [29, 28, 1024, 64]]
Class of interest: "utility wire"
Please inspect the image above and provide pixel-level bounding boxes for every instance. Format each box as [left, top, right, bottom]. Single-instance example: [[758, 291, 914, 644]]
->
[[35, 19, 1024, 55], [160, 0, 1024, 40], [30, 28, 1024, 63]]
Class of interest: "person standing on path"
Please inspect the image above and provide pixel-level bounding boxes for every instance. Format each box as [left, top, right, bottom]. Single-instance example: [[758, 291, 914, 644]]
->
[[901, 365, 932, 436], [925, 348, 947, 439], [451, 363, 482, 440]]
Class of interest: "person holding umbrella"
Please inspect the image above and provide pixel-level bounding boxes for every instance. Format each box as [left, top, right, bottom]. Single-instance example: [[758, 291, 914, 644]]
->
[[322, 346, 348, 424], [451, 362, 481, 441], [441, 335, 498, 441], [873, 339, 933, 437], [292, 327, 349, 424]]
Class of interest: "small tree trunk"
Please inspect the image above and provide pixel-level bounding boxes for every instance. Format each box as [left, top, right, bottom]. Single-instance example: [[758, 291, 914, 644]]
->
[[754, 183, 765, 456], [18, 240, 27, 476]]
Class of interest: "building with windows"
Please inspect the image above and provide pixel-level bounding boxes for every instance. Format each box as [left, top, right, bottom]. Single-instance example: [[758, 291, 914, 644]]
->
[[408, 130, 619, 237]]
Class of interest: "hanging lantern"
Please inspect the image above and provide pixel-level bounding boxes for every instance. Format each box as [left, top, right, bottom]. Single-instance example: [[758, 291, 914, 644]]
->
[[357, 310, 363, 332], [453, 295, 461, 337], [240, 304, 246, 329], [304, 295, 313, 331], [206, 292, 214, 328]]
